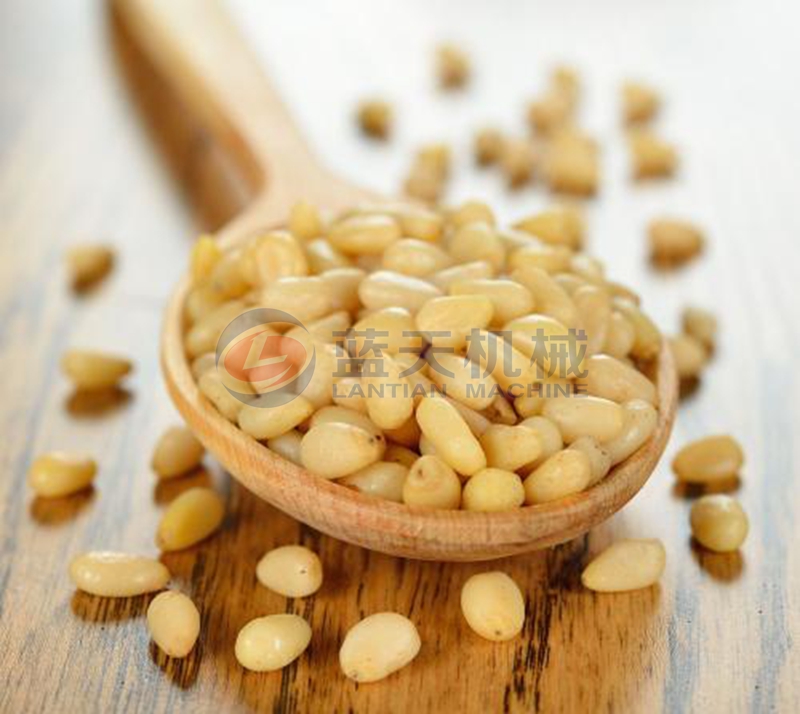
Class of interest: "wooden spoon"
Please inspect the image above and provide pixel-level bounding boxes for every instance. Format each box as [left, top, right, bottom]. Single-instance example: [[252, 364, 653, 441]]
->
[[114, 0, 678, 561]]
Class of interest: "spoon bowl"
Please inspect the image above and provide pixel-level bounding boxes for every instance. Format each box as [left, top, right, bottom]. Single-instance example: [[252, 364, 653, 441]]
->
[[116, 0, 678, 560]]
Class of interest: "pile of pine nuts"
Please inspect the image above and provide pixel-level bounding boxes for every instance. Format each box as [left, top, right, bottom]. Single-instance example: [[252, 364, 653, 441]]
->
[[184, 199, 664, 512]]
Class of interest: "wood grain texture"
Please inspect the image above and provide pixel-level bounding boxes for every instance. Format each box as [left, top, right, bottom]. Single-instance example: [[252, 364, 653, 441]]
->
[[0, 0, 799, 712]]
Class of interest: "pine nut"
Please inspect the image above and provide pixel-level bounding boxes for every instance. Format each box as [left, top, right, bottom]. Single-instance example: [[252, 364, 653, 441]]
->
[[260, 276, 333, 324], [462, 468, 525, 512], [584, 354, 657, 405], [568, 437, 612, 485], [357, 99, 392, 139], [362, 355, 414, 430], [66, 244, 114, 289], [460, 572, 525, 641], [152, 426, 205, 479], [385, 204, 444, 242], [427, 353, 497, 411], [511, 266, 579, 327], [296, 341, 341, 409], [474, 127, 505, 166], [447, 222, 506, 270], [509, 241, 573, 276], [649, 218, 704, 266], [340, 461, 408, 502], [603, 312, 637, 359], [240, 231, 308, 286], [690, 495, 749, 552], [436, 43, 470, 89], [581, 539, 666, 592], [286, 310, 352, 343], [340, 613, 421, 682], [480, 425, 542, 472], [310, 405, 383, 439], [430, 261, 495, 291], [681, 306, 717, 352], [416, 397, 487, 476], [156, 487, 225, 551], [523, 449, 591, 504], [629, 130, 677, 179], [672, 435, 744, 484], [256, 545, 323, 597], [613, 298, 662, 361], [358, 270, 442, 313], [147, 590, 200, 658], [416, 294, 494, 350], [69, 552, 170, 597], [237, 396, 315, 441], [527, 92, 572, 135], [501, 137, 538, 188], [332, 377, 369, 414], [622, 81, 660, 124], [185, 286, 226, 325], [449, 278, 534, 327], [603, 399, 658, 465], [235, 614, 312, 672], [382, 238, 452, 277], [513, 207, 584, 250], [481, 394, 517, 426], [185, 300, 248, 358], [574, 285, 611, 355], [190, 235, 222, 286], [305, 238, 353, 273], [329, 214, 401, 256], [542, 396, 625, 443], [384, 444, 419, 468], [301, 422, 385, 478], [504, 314, 574, 375], [545, 129, 599, 196], [383, 415, 422, 448], [402, 455, 461, 509], [208, 251, 249, 299], [289, 200, 323, 241], [267, 430, 303, 465], [28, 452, 96, 497], [668, 334, 708, 379], [198, 369, 250, 422], [351, 307, 421, 355], [519, 416, 564, 470], [61, 350, 132, 391]]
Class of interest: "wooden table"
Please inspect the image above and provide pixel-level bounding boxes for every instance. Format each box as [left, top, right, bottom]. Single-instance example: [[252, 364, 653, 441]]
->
[[1, 0, 798, 711]]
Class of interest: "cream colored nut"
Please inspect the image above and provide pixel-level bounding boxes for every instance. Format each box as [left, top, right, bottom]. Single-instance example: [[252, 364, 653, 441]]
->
[[447, 223, 506, 271], [152, 426, 205, 479], [430, 261, 495, 291], [449, 200, 496, 229], [603, 399, 659, 465], [208, 251, 249, 299], [358, 270, 442, 313], [460, 572, 525, 641], [235, 614, 312, 672], [544, 130, 599, 196], [402, 455, 461, 509], [286, 311, 352, 343], [363, 355, 414, 430], [240, 230, 308, 286], [681, 306, 717, 352], [329, 214, 401, 256], [382, 416, 421, 449], [568, 437, 612, 485], [622, 81, 660, 124], [672, 435, 744, 484], [436, 43, 470, 89], [613, 298, 661, 361], [340, 462, 408, 502], [403, 161, 444, 204], [690, 495, 749, 553], [382, 238, 452, 277], [351, 307, 422, 356], [256, 545, 323, 598], [185, 286, 226, 325], [416, 295, 494, 351], [190, 235, 222, 286], [668, 334, 708, 379], [504, 314, 573, 375], [147, 590, 200, 658], [584, 354, 657, 406], [305, 238, 353, 273], [510, 266, 578, 327], [260, 276, 333, 324], [603, 312, 637, 359], [339, 612, 421, 683], [581, 539, 666, 592], [480, 395, 517, 426], [416, 397, 486, 476], [289, 200, 323, 240], [480, 425, 542, 472], [267, 430, 303, 465], [474, 128, 505, 166], [542, 396, 625, 443], [649, 219, 704, 266], [513, 207, 584, 250], [629, 130, 677, 179], [61, 350, 132, 391], [156, 487, 225, 552], [28, 452, 96, 498], [519, 415, 563, 467], [500, 137, 537, 188], [198, 369, 250, 422], [332, 377, 369, 414], [309, 405, 384, 439], [573, 285, 611, 356], [448, 278, 534, 327], [300, 422, 385, 478], [427, 353, 497, 411], [69, 552, 170, 597], [462, 468, 525, 512], [66, 244, 114, 288], [357, 99, 392, 139], [184, 299, 247, 358], [237, 396, 315, 441], [523, 449, 591, 504], [299, 341, 342, 409]]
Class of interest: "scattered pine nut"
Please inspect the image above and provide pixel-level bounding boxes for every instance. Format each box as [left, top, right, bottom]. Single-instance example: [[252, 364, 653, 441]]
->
[[690, 495, 749, 552], [339, 612, 420, 682], [235, 614, 312, 672], [61, 350, 132, 391], [28, 452, 96, 498], [622, 81, 660, 124], [69, 552, 170, 597], [513, 206, 584, 250], [581, 539, 666, 592], [156, 487, 225, 551], [473, 127, 505, 166], [256, 545, 323, 598], [152, 426, 205, 479], [545, 128, 599, 196], [460, 572, 525, 641], [668, 334, 709, 380], [682, 306, 718, 353], [649, 218, 704, 267], [672, 435, 744, 484], [66, 244, 114, 289], [435, 43, 470, 89], [500, 137, 537, 188], [629, 129, 677, 179], [147, 590, 200, 658], [356, 99, 392, 140]]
